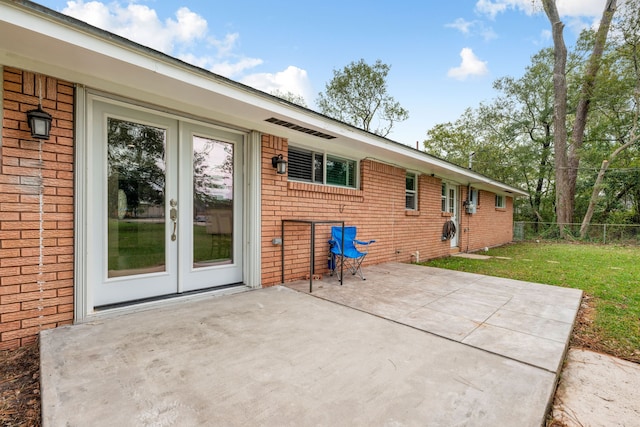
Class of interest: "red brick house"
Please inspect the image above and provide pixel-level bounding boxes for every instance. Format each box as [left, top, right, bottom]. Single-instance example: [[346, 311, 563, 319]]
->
[[0, 1, 526, 349]]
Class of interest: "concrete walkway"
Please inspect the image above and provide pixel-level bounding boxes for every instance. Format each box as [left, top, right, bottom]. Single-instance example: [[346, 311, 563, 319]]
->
[[40, 263, 582, 426]]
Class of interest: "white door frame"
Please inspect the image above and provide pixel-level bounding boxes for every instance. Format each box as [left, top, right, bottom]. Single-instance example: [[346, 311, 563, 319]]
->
[[443, 181, 459, 248], [74, 88, 260, 321]]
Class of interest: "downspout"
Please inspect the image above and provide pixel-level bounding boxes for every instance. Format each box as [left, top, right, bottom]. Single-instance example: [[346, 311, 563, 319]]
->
[[466, 183, 471, 253]]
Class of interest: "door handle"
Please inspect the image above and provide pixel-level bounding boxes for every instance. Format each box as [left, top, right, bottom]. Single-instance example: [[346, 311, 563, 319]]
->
[[170, 199, 177, 241]]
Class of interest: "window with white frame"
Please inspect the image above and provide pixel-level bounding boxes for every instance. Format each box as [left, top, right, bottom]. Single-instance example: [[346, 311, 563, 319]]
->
[[287, 145, 357, 188], [406, 172, 418, 210], [495, 194, 506, 208]]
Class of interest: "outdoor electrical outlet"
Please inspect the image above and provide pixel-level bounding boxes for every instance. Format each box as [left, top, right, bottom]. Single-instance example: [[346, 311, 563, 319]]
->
[[272, 237, 282, 245]]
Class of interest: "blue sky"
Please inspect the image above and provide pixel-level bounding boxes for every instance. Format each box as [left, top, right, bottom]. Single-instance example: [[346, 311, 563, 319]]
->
[[35, 0, 608, 146]]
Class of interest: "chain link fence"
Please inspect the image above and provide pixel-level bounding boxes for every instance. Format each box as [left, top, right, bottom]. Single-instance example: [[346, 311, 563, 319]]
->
[[513, 221, 640, 245]]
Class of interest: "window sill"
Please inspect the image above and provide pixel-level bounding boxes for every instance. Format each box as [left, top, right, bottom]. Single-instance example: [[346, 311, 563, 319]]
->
[[495, 207, 506, 212], [405, 210, 420, 216]]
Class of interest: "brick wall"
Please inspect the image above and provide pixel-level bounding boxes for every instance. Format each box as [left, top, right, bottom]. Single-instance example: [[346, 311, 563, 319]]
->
[[459, 187, 514, 253], [0, 67, 515, 347], [0, 68, 74, 350], [260, 135, 514, 286]]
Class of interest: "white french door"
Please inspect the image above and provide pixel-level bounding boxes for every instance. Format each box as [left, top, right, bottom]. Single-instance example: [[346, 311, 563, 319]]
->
[[87, 97, 243, 307], [449, 185, 459, 248], [179, 121, 243, 292], [442, 182, 459, 248]]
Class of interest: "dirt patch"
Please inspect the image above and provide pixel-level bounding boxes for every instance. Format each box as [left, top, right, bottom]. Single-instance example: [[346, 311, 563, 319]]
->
[[549, 348, 640, 426], [546, 294, 640, 426], [0, 341, 41, 427]]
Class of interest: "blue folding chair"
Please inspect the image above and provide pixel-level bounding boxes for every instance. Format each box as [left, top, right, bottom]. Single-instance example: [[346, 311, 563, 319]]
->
[[328, 226, 375, 280]]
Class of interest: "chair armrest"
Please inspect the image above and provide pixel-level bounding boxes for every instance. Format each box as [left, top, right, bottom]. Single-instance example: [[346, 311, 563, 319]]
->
[[354, 239, 375, 245]]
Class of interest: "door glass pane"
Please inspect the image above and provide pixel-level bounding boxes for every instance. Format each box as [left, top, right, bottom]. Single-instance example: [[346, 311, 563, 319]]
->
[[193, 136, 234, 267], [449, 188, 455, 214], [107, 118, 166, 277]]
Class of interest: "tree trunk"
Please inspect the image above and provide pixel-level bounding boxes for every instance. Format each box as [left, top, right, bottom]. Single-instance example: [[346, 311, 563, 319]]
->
[[580, 160, 609, 238], [568, 0, 617, 219], [579, 90, 640, 237], [542, 0, 570, 236]]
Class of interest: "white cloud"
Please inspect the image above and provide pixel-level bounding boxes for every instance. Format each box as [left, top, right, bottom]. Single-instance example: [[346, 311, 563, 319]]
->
[[59, 1, 314, 102], [212, 58, 265, 79], [174, 54, 263, 79], [446, 18, 474, 34], [475, 0, 608, 19], [446, 18, 498, 41], [62, 1, 204, 53], [208, 33, 240, 57], [241, 66, 314, 105], [61, 1, 264, 77], [475, 0, 519, 18], [166, 7, 208, 44], [447, 48, 489, 80], [480, 27, 498, 41], [555, 0, 609, 17]]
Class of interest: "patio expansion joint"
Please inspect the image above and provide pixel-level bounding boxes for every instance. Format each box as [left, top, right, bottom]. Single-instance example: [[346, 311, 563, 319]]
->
[[419, 288, 462, 307], [457, 295, 514, 342], [474, 321, 569, 346], [290, 288, 560, 374], [494, 306, 576, 328]]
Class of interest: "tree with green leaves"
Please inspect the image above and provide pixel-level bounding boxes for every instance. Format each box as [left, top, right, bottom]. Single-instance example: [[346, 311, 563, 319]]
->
[[579, 0, 640, 237], [270, 90, 308, 108], [316, 59, 409, 137], [424, 2, 640, 235], [423, 48, 558, 223], [542, 0, 617, 236], [107, 118, 166, 218]]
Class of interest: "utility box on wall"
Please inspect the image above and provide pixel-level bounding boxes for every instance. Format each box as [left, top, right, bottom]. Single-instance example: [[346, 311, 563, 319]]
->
[[465, 202, 476, 214], [466, 188, 478, 214]]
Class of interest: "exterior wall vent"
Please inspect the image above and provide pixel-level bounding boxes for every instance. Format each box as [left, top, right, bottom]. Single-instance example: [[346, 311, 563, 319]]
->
[[265, 117, 336, 140]]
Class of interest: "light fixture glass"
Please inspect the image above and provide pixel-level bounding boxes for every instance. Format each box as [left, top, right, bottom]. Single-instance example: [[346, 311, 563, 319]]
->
[[27, 105, 53, 139], [271, 154, 288, 174]]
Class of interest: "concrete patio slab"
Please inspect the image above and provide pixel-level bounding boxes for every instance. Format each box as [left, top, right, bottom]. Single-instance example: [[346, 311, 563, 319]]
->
[[462, 324, 569, 372], [40, 263, 582, 426], [290, 263, 582, 373]]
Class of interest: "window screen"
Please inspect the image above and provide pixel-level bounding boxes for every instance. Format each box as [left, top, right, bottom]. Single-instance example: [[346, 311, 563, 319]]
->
[[287, 146, 356, 188], [288, 146, 313, 182]]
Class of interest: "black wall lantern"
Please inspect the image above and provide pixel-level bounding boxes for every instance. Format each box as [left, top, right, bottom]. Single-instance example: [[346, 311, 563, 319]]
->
[[271, 154, 288, 174], [27, 104, 53, 140]]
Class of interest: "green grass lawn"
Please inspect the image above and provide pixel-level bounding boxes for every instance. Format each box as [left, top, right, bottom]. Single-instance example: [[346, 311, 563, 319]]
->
[[422, 242, 640, 362], [108, 220, 231, 272]]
